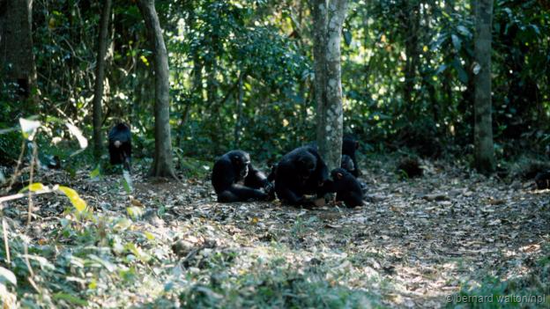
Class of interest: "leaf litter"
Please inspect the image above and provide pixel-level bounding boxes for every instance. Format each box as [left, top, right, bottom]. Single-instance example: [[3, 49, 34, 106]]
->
[[2, 157, 548, 308]]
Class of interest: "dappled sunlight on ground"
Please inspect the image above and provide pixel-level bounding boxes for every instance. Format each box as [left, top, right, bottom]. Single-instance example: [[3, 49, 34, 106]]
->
[[3, 157, 548, 307]]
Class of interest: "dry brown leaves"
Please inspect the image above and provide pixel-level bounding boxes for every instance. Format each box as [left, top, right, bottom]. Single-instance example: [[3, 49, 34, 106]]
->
[[3, 158, 549, 308]]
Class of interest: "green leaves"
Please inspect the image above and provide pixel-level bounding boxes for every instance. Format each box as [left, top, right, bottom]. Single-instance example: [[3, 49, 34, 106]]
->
[[451, 34, 462, 51]]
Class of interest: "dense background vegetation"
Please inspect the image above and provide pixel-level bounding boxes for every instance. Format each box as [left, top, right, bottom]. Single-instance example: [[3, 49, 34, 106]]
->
[[1, 0, 549, 308], [2, 0, 549, 165]]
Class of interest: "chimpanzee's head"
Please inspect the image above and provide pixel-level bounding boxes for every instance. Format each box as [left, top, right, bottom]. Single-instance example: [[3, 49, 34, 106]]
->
[[231, 150, 251, 179], [330, 168, 351, 188], [343, 137, 359, 154], [296, 151, 317, 181]]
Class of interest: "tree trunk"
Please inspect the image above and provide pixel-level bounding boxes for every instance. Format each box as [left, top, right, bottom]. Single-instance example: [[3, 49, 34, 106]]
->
[[312, 0, 348, 171], [137, 0, 177, 179], [92, 0, 112, 160], [403, 1, 420, 118], [233, 73, 244, 147], [473, 0, 496, 174], [312, 0, 328, 158], [0, 0, 37, 109]]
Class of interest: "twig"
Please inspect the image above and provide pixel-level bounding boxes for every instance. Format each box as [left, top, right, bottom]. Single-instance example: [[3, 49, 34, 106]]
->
[[2, 216, 10, 264], [27, 140, 38, 227], [23, 244, 39, 293], [0, 188, 54, 204]]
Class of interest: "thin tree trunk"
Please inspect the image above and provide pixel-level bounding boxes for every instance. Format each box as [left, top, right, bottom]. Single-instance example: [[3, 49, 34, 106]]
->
[[233, 73, 244, 147], [0, 0, 37, 109], [457, 1, 475, 142], [137, 0, 177, 179], [473, 0, 495, 174], [312, 0, 348, 171], [92, 0, 112, 160], [189, 3, 203, 104], [206, 55, 218, 114], [403, 1, 420, 118], [421, 1, 439, 128]]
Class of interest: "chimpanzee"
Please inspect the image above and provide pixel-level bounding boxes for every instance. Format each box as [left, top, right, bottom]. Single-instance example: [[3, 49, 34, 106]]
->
[[212, 150, 274, 203], [341, 154, 355, 175], [269, 153, 354, 183], [108, 123, 132, 171], [274, 146, 331, 205], [535, 171, 550, 190], [267, 163, 278, 183], [343, 136, 360, 177], [330, 168, 364, 208]]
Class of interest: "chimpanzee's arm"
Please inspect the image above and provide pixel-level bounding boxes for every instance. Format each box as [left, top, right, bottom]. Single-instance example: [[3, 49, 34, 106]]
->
[[218, 184, 268, 202], [317, 179, 336, 197], [274, 179, 309, 205], [244, 164, 270, 189]]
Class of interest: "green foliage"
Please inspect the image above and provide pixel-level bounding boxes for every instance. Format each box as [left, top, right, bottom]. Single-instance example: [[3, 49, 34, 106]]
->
[[447, 250, 550, 308], [0, 129, 23, 165], [0, 212, 157, 307], [4, 0, 550, 161], [176, 257, 381, 308]]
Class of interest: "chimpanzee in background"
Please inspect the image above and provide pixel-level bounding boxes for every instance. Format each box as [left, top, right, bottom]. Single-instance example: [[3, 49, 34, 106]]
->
[[274, 146, 331, 205], [212, 150, 274, 203], [535, 171, 550, 190], [341, 154, 355, 175], [108, 123, 132, 171], [342, 136, 360, 177], [330, 168, 364, 208]]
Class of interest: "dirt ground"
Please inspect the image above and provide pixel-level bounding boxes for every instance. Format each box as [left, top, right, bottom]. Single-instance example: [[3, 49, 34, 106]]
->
[[3, 157, 549, 307]]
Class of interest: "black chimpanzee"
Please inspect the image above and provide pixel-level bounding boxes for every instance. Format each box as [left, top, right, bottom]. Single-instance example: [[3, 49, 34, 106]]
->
[[267, 163, 278, 183], [343, 136, 360, 177], [274, 146, 331, 205], [212, 150, 274, 203], [330, 168, 364, 208], [535, 171, 550, 190], [269, 154, 354, 183], [341, 154, 355, 175], [108, 123, 132, 171]]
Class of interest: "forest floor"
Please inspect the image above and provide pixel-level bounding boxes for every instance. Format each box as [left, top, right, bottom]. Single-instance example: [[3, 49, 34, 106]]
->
[[2, 156, 549, 308]]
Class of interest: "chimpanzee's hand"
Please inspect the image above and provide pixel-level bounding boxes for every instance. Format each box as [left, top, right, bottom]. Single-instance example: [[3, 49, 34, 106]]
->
[[264, 182, 275, 201]]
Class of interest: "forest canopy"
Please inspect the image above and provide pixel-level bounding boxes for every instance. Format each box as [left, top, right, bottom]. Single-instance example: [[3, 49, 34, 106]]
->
[[1, 0, 548, 164]]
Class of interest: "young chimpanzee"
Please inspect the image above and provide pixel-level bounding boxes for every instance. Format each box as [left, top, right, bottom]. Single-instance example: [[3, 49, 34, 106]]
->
[[274, 146, 331, 205], [212, 150, 274, 203], [341, 154, 356, 175], [343, 136, 360, 177], [108, 123, 132, 171], [535, 171, 550, 190], [330, 168, 364, 208]]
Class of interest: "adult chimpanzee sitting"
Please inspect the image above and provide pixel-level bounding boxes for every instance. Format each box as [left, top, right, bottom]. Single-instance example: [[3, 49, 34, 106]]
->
[[108, 123, 132, 171], [343, 136, 360, 177], [274, 146, 331, 205], [212, 150, 273, 203], [330, 168, 364, 208]]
